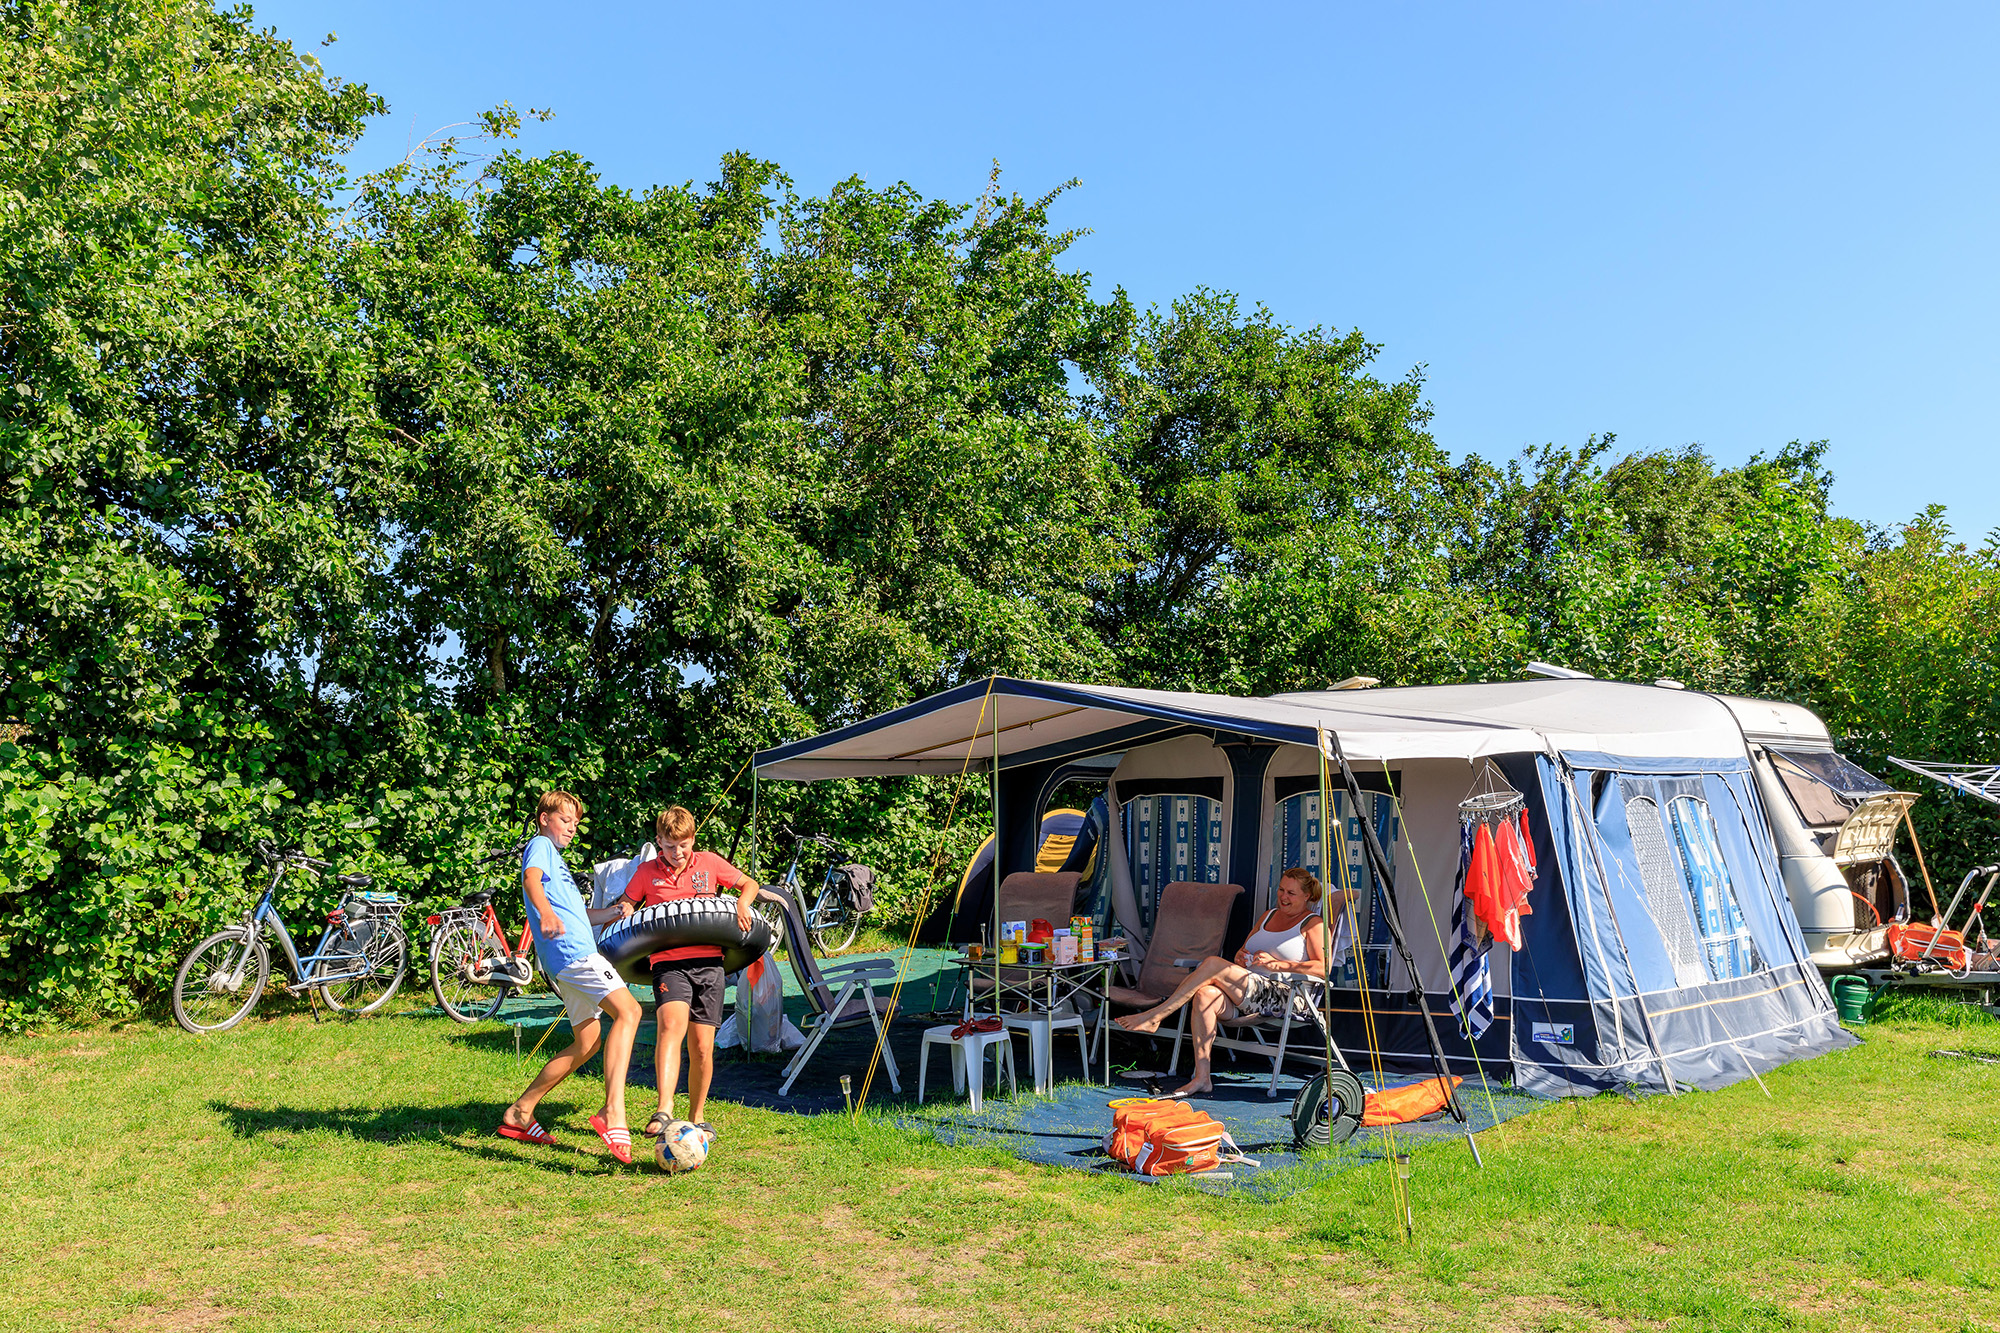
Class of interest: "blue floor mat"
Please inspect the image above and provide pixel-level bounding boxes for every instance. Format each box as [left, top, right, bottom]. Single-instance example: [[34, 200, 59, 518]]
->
[[899, 1065, 1541, 1197], [468, 946, 1546, 1194]]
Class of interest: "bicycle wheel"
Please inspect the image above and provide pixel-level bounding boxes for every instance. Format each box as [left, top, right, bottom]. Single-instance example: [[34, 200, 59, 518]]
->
[[172, 929, 270, 1034], [431, 921, 508, 1023], [808, 887, 861, 956], [320, 922, 407, 1014]]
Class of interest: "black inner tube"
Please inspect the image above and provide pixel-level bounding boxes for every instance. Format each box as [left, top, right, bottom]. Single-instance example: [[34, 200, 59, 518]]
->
[[597, 898, 776, 982]]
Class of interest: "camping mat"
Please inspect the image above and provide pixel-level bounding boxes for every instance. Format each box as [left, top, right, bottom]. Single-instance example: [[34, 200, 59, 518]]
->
[[467, 947, 1545, 1191], [897, 1066, 1541, 1197]]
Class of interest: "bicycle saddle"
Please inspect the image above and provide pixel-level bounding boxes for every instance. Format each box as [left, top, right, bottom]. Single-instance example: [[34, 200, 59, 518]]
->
[[337, 873, 373, 888], [460, 888, 496, 908]]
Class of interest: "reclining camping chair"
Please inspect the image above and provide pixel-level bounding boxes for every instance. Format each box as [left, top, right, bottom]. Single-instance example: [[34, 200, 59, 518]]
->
[[1209, 912, 1356, 1095], [1105, 881, 1243, 1074], [1211, 972, 1353, 1096], [758, 881, 903, 1097]]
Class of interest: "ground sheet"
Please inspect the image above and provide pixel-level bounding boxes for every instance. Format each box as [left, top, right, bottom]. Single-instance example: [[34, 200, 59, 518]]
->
[[478, 946, 1545, 1195]]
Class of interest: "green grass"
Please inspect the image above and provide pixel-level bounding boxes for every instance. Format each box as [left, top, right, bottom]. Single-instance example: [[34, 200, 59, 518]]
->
[[4, 994, 1999, 1333]]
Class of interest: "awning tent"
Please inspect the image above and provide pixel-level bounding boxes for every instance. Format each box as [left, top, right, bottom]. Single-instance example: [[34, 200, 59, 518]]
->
[[752, 677, 1759, 780], [754, 677, 1855, 1096]]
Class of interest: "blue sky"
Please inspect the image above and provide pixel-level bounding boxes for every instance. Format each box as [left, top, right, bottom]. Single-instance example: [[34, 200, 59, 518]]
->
[[263, 1, 1998, 543]]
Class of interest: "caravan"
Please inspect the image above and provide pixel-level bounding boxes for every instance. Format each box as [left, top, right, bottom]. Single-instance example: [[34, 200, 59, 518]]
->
[[754, 676, 1858, 1097]]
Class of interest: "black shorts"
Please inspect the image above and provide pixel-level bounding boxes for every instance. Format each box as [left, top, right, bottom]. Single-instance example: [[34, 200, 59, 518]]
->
[[651, 960, 725, 1028]]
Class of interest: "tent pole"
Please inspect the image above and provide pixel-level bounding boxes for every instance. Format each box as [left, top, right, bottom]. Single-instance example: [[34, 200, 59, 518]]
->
[[991, 679, 1002, 1015], [1327, 735, 1471, 1129]]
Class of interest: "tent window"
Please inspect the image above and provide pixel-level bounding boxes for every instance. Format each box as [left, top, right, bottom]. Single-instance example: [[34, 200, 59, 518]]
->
[[1666, 796, 1764, 980], [1270, 789, 1392, 991], [1624, 797, 1708, 988], [1125, 793, 1224, 931]]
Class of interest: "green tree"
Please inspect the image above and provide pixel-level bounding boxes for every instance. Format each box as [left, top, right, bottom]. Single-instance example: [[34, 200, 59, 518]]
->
[[0, 0, 387, 1016], [1088, 289, 1444, 690]]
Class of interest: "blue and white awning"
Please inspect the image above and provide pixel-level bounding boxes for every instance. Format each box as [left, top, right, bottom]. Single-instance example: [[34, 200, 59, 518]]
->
[[753, 677, 1759, 781]]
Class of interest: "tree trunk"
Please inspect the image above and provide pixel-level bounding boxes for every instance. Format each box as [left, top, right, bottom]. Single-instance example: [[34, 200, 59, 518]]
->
[[488, 626, 508, 695]]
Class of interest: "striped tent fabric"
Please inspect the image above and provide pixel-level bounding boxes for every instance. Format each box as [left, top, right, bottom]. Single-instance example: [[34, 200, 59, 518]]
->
[[1270, 789, 1397, 990], [1447, 821, 1494, 1039], [1127, 793, 1225, 929]]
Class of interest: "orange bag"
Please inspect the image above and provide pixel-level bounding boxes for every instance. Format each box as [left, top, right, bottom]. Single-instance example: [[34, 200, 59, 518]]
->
[[1361, 1075, 1464, 1126], [1133, 1118, 1229, 1176], [1104, 1099, 1210, 1164], [1105, 1100, 1250, 1175], [1886, 921, 1971, 971]]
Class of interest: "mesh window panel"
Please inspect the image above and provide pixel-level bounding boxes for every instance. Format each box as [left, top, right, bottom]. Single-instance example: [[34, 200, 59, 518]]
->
[[1625, 796, 1707, 987]]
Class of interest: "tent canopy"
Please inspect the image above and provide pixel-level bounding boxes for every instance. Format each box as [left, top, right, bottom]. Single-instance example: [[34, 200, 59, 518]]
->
[[753, 676, 1761, 780]]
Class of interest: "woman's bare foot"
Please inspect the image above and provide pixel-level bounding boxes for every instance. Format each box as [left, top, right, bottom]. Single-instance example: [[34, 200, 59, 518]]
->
[[1114, 1010, 1166, 1035], [1171, 1077, 1214, 1098]]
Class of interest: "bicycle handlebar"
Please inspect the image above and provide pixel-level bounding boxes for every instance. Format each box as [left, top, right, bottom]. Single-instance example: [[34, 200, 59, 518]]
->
[[254, 838, 330, 871]]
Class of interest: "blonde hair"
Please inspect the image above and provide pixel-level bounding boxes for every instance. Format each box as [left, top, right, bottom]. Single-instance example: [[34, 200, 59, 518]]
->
[[655, 805, 698, 844], [537, 790, 583, 819], [1279, 866, 1324, 904]]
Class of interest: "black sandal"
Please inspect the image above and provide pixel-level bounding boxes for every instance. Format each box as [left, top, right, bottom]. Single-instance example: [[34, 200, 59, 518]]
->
[[644, 1110, 673, 1138]]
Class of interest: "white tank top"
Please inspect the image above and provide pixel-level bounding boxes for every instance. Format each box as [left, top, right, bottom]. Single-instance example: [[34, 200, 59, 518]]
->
[[1243, 907, 1352, 974], [1242, 909, 1315, 974]]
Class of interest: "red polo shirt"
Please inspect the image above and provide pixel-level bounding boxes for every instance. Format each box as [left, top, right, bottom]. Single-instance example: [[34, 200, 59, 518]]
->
[[622, 850, 750, 965]]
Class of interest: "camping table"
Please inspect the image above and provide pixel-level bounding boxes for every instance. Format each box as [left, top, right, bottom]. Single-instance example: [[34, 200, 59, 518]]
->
[[951, 953, 1118, 1086]]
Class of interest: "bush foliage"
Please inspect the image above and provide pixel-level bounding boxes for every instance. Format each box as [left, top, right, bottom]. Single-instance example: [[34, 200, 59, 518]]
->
[[3, 3, 1996, 1021]]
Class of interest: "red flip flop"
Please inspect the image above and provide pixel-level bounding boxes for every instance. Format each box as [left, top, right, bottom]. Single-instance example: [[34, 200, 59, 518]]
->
[[589, 1113, 633, 1164], [496, 1119, 554, 1147]]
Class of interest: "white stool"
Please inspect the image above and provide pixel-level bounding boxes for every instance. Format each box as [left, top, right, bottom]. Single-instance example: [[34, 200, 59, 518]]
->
[[1002, 1011, 1090, 1094], [918, 1023, 1016, 1111]]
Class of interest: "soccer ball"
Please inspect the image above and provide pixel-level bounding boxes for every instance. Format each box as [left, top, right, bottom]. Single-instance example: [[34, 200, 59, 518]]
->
[[655, 1119, 709, 1175]]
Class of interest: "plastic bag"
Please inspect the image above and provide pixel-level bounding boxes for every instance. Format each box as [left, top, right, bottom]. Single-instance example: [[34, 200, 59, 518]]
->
[[734, 955, 803, 1052]]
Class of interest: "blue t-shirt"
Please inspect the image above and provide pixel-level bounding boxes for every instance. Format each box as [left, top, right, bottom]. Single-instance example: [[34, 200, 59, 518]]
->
[[522, 835, 595, 975]]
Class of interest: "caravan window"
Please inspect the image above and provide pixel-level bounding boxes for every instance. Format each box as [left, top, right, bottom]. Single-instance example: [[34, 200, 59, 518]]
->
[[1625, 794, 1764, 983], [1125, 794, 1224, 931]]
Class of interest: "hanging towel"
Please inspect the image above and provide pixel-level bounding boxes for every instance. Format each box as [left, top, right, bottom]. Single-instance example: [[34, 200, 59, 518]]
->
[[1447, 823, 1494, 1039], [1494, 818, 1535, 919]]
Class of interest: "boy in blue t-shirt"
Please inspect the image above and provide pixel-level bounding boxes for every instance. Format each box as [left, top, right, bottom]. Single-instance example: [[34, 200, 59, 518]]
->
[[496, 790, 643, 1163]]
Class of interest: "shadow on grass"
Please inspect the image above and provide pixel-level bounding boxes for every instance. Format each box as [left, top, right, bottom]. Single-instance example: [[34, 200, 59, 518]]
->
[[206, 1099, 641, 1175]]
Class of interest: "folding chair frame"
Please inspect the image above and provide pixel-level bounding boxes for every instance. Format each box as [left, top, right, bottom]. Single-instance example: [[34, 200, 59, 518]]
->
[[778, 955, 902, 1097], [1190, 974, 1354, 1096]]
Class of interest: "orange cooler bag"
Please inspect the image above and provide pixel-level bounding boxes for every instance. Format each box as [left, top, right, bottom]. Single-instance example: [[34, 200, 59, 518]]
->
[[1104, 1099, 1209, 1165], [1886, 921, 1970, 971], [1133, 1118, 1230, 1176]]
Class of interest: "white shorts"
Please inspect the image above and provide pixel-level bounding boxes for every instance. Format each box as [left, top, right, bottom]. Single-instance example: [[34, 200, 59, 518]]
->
[[552, 953, 628, 1026]]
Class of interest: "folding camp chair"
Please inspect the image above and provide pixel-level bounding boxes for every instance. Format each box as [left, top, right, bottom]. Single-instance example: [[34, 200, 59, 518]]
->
[[1211, 972, 1353, 1096], [758, 882, 903, 1098], [1105, 881, 1242, 1075]]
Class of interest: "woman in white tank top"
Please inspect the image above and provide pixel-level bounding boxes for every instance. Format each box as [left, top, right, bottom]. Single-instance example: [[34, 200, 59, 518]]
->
[[1113, 866, 1355, 1097]]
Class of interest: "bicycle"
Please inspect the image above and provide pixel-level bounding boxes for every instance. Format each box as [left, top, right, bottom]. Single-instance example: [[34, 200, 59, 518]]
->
[[426, 842, 538, 1023], [171, 839, 410, 1034], [771, 829, 868, 955]]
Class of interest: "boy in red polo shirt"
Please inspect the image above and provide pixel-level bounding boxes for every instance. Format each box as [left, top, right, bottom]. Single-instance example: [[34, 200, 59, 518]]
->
[[624, 804, 758, 1140]]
